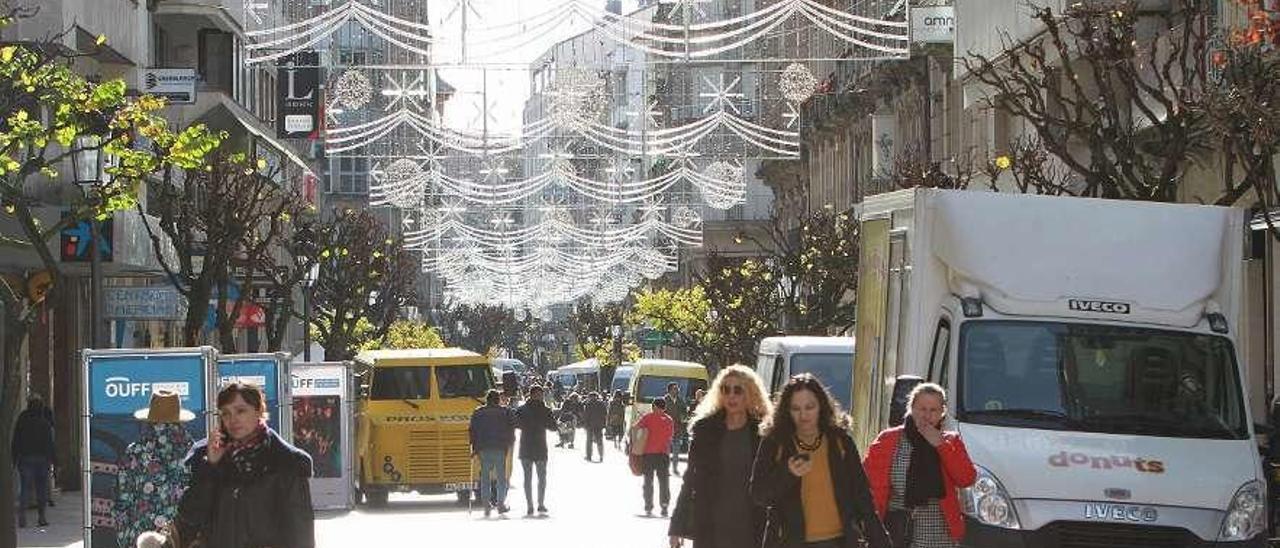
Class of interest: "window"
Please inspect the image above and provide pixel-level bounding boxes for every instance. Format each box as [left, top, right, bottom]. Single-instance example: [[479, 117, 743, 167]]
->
[[636, 376, 708, 404], [790, 353, 855, 411], [770, 356, 786, 396], [370, 367, 430, 400], [927, 319, 951, 387], [958, 321, 1248, 440], [436, 365, 493, 399]]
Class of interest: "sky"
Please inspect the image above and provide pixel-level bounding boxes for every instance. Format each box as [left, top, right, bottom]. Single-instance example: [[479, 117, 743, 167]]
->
[[432, 0, 643, 134]]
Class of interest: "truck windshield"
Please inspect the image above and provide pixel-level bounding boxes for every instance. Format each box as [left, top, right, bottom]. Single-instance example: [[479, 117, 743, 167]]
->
[[790, 353, 854, 412], [436, 365, 492, 399], [957, 321, 1247, 440], [370, 367, 431, 401]]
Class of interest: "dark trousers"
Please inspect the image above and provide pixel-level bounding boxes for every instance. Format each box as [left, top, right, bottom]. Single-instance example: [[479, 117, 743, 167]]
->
[[641, 453, 670, 510], [585, 428, 604, 461], [520, 459, 547, 509], [17, 456, 50, 519]]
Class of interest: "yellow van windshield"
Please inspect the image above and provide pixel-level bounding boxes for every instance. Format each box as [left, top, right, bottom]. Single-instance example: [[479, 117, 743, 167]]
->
[[437, 365, 492, 399], [371, 367, 431, 400]]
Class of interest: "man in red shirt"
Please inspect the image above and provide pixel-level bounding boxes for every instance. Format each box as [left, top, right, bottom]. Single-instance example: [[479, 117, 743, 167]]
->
[[635, 398, 675, 516]]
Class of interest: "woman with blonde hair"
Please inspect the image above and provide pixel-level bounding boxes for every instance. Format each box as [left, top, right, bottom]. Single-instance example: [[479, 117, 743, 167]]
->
[[863, 382, 975, 548], [668, 364, 772, 548]]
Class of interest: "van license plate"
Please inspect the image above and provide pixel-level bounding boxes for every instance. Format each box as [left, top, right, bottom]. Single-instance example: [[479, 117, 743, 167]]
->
[[1083, 503, 1157, 522], [445, 482, 477, 491]]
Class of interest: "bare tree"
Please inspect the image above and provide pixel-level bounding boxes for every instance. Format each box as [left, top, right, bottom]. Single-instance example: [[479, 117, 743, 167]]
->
[[963, 0, 1218, 202]]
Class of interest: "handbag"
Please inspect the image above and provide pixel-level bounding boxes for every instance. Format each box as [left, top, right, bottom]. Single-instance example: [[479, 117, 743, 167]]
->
[[884, 509, 913, 548]]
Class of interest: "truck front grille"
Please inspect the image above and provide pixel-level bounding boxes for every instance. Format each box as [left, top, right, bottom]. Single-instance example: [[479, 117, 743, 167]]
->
[[1041, 522, 1196, 548], [405, 429, 473, 481]]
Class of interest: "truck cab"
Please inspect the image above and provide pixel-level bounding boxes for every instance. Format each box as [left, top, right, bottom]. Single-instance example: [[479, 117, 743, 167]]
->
[[355, 348, 496, 506], [852, 189, 1263, 547]]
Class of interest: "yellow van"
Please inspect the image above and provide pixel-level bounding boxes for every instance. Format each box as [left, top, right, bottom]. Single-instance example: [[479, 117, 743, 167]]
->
[[355, 348, 497, 506], [624, 359, 709, 428]]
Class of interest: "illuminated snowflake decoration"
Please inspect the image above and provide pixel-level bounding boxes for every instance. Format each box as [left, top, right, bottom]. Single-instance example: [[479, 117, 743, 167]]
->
[[779, 62, 818, 104], [333, 70, 373, 111], [548, 69, 608, 131]]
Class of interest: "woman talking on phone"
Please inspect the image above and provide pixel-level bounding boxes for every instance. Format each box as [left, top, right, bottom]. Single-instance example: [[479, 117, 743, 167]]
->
[[174, 383, 315, 547], [862, 383, 975, 548], [750, 374, 889, 548]]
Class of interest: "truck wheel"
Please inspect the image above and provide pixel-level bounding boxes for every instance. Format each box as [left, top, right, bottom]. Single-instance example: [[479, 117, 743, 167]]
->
[[455, 490, 472, 505], [366, 490, 389, 507]]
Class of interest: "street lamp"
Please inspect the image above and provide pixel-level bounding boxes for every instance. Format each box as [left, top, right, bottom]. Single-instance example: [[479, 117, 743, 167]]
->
[[302, 263, 319, 361], [71, 136, 106, 349]]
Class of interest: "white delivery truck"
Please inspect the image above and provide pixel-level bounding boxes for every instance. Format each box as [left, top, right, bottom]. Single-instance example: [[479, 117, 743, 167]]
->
[[850, 188, 1264, 547]]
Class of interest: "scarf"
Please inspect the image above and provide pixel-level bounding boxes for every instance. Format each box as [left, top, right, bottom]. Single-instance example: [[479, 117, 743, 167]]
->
[[226, 422, 269, 477], [903, 417, 945, 508]]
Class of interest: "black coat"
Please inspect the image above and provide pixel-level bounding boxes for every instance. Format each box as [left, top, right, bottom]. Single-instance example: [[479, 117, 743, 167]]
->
[[469, 404, 515, 451], [749, 429, 890, 548], [581, 399, 608, 429], [669, 412, 766, 548], [11, 408, 55, 460], [176, 428, 315, 548], [514, 400, 557, 461]]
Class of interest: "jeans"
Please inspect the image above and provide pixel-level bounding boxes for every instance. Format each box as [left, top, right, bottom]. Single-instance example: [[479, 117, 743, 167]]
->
[[478, 449, 508, 509], [18, 456, 50, 518], [670, 428, 686, 472], [520, 459, 547, 509], [641, 453, 670, 510], [585, 428, 604, 461]]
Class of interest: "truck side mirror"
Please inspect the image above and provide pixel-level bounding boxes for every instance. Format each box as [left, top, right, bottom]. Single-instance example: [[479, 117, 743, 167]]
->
[[888, 375, 924, 428]]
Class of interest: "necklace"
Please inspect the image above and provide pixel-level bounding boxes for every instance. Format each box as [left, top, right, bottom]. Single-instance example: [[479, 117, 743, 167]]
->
[[795, 431, 822, 452]]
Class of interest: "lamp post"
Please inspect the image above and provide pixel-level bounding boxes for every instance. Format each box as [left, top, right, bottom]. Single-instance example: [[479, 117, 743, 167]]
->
[[302, 263, 319, 361], [71, 136, 106, 349]]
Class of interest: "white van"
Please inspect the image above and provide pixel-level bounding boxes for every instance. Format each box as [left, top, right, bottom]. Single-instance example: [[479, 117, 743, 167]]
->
[[851, 189, 1263, 546], [755, 336, 855, 411]]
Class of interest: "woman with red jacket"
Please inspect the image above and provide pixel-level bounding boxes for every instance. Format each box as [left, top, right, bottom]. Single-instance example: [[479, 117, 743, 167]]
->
[[863, 383, 976, 548]]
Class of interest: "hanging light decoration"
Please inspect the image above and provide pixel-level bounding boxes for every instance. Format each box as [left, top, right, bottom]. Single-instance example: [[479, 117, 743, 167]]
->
[[548, 68, 608, 131], [779, 62, 818, 104], [672, 206, 701, 228], [333, 69, 373, 111]]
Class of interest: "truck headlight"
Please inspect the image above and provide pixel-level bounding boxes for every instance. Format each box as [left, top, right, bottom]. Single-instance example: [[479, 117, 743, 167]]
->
[[1219, 480, 1264, 542], [962, 465, 1021, 529]]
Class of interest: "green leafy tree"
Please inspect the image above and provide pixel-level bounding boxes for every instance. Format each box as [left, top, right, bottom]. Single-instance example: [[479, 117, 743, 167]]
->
[[438, 302, 520, 355], [0, 8, 219, 542], [311, 209, 417, 361], [764, 210, 860, 334], [358, 319, 445, 351]]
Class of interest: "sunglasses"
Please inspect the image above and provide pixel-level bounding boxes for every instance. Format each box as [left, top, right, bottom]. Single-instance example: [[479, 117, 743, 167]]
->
[[720, 384, 745, 396]]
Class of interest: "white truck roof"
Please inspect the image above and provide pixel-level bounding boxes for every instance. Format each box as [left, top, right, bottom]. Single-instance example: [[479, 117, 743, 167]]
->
[[757, 336, 854, 356], [921, 190, 1240, 328]]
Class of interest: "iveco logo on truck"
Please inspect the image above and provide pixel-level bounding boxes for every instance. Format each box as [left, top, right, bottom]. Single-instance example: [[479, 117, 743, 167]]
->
[[1084, 503, 1158, 523], [1068, 299, 1131, 314]]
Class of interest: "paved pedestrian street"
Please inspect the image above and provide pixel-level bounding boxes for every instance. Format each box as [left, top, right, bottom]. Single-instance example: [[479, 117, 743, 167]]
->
[[19, 434, 683, 548]]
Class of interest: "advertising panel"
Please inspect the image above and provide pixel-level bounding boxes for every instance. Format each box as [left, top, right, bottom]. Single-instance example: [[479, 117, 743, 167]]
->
[[276, 50, 320, 138], [82, 348, 216, 548], [139, 68, 198, 104], [217, 354, 290, 436], [291, 362, 353, 510]]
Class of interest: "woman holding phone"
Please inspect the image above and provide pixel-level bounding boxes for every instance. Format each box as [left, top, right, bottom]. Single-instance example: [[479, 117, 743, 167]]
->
[[750, 374, 890, 548], [173, 383, 315, 548], [863, 383, 975, 548]]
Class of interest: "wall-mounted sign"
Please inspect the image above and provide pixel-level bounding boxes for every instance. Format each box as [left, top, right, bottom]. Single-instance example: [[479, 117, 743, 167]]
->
[[60, 213, 113, 263], [277, 51, 320, 138], [911, 6, 955, 44], [104, 287, 186, 320], [140, 68, 198, 104]]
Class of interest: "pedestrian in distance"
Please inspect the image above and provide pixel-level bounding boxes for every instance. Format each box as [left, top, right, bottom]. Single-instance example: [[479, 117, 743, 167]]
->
[[668, 365, 772, 548], [634, 397, 676, 516], [607, 389, 628, 449], [11, 394, 54, 528], [556, 392, 582, 449], [172, 383, 315, 548], [664, 382, 688, 475], [582, 391, 608, 462], [750, 374, 890, 548], [470, 388, 516, 517], [515, 384, 559, 516], [863, 383, 976, 548]]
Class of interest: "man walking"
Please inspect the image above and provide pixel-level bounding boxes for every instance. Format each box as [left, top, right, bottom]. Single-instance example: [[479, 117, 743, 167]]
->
[[634, 398, 675, 517], [469, 389, 515, 517], [11, 394, 54, 528], [581, 392, 607, 462], [662, 382, 687, 475], [515, 385, 558, 516]]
